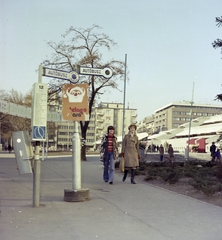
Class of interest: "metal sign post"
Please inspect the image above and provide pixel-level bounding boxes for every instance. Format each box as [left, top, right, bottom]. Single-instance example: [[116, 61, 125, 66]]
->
[[62, 83, 90, 201], [31, 65, 48, 207], [72, 121, 81, 190], [34, 64, 113, 203]]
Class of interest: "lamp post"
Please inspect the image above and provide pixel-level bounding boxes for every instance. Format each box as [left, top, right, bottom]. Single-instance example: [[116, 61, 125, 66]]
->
[[122, 54, 127, 142], [186, 82, 195, 161]]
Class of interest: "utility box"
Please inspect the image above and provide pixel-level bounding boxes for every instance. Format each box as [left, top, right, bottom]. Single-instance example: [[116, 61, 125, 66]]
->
[[12, 131, 34, 174]]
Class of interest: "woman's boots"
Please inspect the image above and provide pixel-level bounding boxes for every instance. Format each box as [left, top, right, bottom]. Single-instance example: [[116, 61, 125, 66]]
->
[[131, 169, 136, 184], [122, 170, 128, 182], [123, 169, 136, 184]]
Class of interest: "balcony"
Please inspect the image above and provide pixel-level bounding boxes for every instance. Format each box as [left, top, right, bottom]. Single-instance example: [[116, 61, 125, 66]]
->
[[97, 111, 104, 115], [97, 118, 104, 122]]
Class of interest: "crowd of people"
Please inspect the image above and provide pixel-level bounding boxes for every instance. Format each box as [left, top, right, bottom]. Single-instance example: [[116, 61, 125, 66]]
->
[[146, 141, 222, 163], [145, 142, 174, 162]]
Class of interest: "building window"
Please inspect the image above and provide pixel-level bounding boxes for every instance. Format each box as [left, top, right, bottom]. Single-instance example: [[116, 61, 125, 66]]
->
[[87, 133, 94, 136]]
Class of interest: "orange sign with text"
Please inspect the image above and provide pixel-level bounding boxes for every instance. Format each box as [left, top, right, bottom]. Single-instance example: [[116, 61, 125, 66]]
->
[[62, 83, 89, 121]]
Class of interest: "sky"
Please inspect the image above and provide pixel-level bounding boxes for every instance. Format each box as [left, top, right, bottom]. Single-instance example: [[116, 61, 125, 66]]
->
[[1, 0, 222, 122]]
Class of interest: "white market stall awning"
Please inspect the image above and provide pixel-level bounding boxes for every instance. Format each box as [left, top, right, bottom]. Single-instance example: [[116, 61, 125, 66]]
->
[[175, 123, 222, 137], [203, 114, 222, 124], [137, 132, 148, 140], [147, 129, 181, 140]]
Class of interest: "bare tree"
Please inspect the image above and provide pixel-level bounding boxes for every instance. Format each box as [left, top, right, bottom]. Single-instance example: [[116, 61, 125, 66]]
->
[[212, 16, 222, 101], [43, 25, 125, 160]]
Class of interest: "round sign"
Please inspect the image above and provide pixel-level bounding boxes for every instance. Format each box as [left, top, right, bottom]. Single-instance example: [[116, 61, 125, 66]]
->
[[103, 67, 113, 79], [70, 71, 79, 83]]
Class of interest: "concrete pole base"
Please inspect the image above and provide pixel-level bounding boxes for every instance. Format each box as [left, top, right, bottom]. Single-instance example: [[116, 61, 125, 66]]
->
[[64, 189, 90, 202]]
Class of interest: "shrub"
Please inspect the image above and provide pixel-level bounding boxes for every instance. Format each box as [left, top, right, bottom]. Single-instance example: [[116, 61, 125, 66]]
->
[[137, 160, 222, 195], [158, 167, 183, 184]]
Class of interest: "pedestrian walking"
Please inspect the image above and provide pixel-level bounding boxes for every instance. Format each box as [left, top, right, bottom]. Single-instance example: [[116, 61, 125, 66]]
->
[[210, 142, 216, 162], [100, 126, 118, 184], [159, 144, 164, 162], [8, 144, 12, 153], [121, 124, 140, 184], [164, 141, 168, 153], [168, 144, 174, 162], [215, 148, 221, 162]]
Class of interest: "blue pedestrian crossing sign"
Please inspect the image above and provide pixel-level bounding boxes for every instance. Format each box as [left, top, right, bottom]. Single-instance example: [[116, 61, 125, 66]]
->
[[32, 126, 46, 141]]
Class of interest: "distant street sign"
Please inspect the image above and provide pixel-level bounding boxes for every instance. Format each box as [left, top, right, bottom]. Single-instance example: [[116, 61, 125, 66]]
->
[[43, 67, 79, 83], [79, 66, 113, 79]]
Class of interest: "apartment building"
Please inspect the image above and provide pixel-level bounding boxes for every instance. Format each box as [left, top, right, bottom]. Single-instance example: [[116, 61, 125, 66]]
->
[[95, 102, 137, 142], [138, 102, 222, 136], [154, 101, 222, 133], [137, 115, 154, 135]]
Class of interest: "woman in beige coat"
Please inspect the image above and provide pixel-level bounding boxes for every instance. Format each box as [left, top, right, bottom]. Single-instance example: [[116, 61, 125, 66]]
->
[[121, 124, 140, 184]]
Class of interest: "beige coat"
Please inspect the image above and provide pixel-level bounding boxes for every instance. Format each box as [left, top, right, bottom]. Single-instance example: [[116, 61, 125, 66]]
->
[[121, 133, 139, 168]]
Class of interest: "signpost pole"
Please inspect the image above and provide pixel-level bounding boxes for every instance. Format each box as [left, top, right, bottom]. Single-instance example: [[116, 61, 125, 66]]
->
[[72, 121, 81, 190], [63, 83, 89, 202], [33, 141, 40, 207], [64, 119, 89, 201], [33, 64, 43, 207]]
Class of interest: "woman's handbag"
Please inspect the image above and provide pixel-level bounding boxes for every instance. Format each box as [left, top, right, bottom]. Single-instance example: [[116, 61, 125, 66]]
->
[[119, 156, 124, 172]]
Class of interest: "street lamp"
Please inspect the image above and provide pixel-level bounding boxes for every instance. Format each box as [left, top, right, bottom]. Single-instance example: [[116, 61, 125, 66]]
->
[[186, 82, 195, 161], [122, 54, 127, 141]]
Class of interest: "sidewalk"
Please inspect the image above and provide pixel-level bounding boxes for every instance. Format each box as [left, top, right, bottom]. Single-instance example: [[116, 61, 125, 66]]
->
[[1, 154, 222, 240]]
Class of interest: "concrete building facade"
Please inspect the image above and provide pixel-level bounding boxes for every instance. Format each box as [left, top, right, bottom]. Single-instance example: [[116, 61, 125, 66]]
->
[[154, 101, 222, 133], [137, 101, 222, 136], [95, 102, 137, 142], [137, 115, 154, 135]]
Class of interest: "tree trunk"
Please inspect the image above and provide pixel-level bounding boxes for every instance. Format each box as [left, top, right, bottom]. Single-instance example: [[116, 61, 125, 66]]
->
[[81, 145, 87, 161], [81, 127, 87, 161]]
